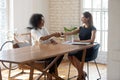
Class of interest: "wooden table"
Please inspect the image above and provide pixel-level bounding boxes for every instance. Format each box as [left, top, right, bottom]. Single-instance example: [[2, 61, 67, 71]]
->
[[0, 43, 93, 80]]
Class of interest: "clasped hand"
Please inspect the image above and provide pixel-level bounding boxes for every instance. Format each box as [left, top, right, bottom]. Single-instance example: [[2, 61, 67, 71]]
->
[[52, 32, 61, 37]]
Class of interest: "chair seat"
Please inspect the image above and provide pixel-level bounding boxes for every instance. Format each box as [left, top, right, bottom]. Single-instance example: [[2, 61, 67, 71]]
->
[[85, 58, 94, 62]]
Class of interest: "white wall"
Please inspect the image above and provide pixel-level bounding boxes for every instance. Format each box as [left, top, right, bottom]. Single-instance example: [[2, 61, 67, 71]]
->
[[13, 0, 49, 33], [0, 0, 49, 69], [49, 0, 80, 33], [108, 0, 120, 80]]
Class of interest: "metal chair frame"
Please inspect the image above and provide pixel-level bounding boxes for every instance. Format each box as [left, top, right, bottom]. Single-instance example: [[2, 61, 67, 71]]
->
[[0, 41, 18, 70]]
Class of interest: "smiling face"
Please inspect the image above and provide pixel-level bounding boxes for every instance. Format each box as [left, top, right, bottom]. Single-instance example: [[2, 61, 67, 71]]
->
[[81, 12, 93, 27], [81, 15, 89, 24], [38, 17, 45, 29]]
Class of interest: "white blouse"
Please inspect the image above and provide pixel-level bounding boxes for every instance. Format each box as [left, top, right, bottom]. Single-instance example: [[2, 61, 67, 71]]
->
[[31, 27, 51, 45]]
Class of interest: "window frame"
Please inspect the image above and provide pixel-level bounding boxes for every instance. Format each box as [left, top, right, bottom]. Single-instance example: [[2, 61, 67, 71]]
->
[[0, 0, 14, 47], [81, 0, 108, 53]]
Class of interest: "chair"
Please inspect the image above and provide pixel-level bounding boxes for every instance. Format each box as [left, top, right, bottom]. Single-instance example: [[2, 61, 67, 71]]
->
[[0, 33, 32, 79], [0, 33, 34, 79], [14, 33, 31, 47], [14, 33, 32, 70], [68, 43, 101, 80], [0, 40, 18, 79]]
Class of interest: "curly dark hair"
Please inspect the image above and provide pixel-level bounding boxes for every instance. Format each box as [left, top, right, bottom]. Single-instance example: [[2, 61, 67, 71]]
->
[[27, 13, 44, 30]]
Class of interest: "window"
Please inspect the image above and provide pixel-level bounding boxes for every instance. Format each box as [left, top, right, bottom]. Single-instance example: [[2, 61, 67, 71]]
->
[[0, 0, 8, 46], [0, 0, 13, 49], [82, 0, 108, 52]]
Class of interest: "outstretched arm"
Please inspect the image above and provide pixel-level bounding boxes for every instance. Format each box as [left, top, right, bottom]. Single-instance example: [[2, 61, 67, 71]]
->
[[63, 29, 79, 35], [40, 32, 60, 41]]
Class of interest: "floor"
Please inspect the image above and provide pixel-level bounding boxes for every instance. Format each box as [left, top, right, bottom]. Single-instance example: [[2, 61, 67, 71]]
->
[[1, 60, 107, 80]]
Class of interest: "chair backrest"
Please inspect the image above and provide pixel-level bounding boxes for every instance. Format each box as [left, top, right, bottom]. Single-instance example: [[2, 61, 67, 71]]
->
[[85, 43, 100, 62], [14, 33, 31, 48], [0, 41, 14, 51]]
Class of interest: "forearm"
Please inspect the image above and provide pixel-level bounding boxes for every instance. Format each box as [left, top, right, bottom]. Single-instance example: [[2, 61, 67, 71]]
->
[[63, 29, 79, 36], [80, 39, 94, 43], [74, 39, 94, 43], [64, 32, 73, 35], [40, 34, 54, 41]]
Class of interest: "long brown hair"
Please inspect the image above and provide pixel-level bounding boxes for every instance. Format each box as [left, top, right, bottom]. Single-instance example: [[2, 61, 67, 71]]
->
[[83, 11, 93, 27]]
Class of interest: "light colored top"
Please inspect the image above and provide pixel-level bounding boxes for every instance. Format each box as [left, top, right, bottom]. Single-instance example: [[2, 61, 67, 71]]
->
[[31, 27, 51, 45]]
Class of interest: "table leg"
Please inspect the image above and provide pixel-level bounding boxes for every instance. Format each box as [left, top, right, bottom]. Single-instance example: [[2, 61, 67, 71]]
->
[[29, 62, 34, 80], [8, 63, 12, 79], [27, 55, 64, 80]]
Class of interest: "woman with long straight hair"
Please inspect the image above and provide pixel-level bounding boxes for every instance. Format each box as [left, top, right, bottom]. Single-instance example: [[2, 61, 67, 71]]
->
[[62, 11, 96, 80]]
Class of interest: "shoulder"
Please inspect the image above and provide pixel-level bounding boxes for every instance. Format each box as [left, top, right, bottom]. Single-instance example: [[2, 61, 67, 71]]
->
[[42, 27, 48, 31], [79, 26, 83, 29], [31, 29, 39, 34], [42, 27, 47, 31], [31, 29, 36, 33], [91, 26, 96, 31], [42, 27, 49, 34]]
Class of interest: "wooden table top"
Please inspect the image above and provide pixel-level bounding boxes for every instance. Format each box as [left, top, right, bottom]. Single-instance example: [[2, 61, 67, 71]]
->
[[0, 43, 93, 63]]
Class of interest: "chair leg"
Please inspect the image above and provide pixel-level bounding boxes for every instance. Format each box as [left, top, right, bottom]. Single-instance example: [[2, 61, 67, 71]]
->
[[67, 62, 71, 80], [8, 63, 12, 79], [87, 62, 89, 80], [29, 66, 34, 80], [54, 64, 58, 76], [44, 62, 47, 80], [67, 62, 78, 80], [94, 60, 101, 80]]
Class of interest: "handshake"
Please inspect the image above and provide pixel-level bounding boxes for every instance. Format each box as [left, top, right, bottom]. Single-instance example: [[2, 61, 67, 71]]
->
[[51, 32, 64, 37]]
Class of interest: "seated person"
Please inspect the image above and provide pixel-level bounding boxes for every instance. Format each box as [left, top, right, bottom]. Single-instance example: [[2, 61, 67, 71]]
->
[[27, 13, 64, 80], [62, 11, 96, 80]]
